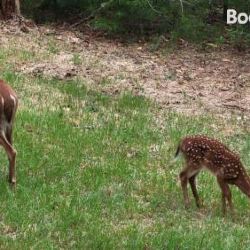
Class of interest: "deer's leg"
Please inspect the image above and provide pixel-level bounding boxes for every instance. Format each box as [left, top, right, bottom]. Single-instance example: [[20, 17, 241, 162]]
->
[[5, 103, 17, 146], [180, 169, 190, 208], [5, 127, 16, 185], [217, 177, 233, 215], [0, 133, 16, 184], [6, 126, 13, 145], [189, 174, 201, 208]]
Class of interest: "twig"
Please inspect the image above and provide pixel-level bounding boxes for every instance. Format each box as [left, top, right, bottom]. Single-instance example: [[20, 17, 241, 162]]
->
[[223, 103, 245, 111], [146, 0, 186, 16], [179, 0, 184, 14], [71, 0, 114, 28], [145, 0, 163, 15]]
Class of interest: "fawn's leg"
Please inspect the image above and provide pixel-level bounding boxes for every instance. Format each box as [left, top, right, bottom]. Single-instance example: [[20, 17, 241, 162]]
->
[[217, 177, 233, 215], [180, 169, 190, 208], [180, 162, 201, 208], [234, 177, 250, 198], [189, 174, 201, 208]]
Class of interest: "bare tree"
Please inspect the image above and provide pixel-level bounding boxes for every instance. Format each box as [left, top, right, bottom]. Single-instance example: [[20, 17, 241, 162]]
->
[[0, 0, 20, 19]]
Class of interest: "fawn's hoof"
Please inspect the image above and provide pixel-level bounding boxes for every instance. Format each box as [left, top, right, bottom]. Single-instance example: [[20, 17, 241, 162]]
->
[[8, 178, 16, 187], [196, 200, 203, 208]]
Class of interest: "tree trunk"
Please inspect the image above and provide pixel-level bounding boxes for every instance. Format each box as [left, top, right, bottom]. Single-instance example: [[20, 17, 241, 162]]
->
[[0, 0, 20, 19], [223, 0, 228, 22]]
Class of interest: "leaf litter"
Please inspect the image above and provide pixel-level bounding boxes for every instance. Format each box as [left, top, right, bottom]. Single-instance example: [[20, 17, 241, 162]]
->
[[0, 23, 250, 120]]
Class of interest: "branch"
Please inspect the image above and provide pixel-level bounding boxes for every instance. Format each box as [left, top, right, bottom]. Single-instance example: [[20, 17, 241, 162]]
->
[[71, 0, 114, 28], [145, 0, 164, 15], [146, 0, 186, 17], [179, 0, 184, 14]]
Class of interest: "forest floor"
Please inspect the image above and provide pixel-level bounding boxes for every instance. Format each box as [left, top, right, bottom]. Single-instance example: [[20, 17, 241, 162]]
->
[[1, 22, 250, 118]]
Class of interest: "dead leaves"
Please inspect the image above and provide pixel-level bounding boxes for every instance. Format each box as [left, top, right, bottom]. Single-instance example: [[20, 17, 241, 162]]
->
[[1, 22, 250, 117]]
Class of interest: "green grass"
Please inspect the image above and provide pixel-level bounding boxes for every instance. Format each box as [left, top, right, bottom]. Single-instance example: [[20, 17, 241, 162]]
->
[[0, 71, 249, 248]]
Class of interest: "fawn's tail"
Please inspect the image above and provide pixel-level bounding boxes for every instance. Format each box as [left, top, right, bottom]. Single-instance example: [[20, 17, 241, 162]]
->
[[175, 144, 180, 158], [167, 144, 181, 168]]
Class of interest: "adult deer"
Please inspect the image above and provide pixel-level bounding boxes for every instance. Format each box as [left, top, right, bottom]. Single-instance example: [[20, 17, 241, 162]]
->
[[176, 135, 250, 214], [0, 80, 18, 185]]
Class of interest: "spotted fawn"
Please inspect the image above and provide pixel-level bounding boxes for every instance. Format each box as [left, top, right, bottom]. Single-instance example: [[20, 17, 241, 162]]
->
[[176, 135, 250, 214]]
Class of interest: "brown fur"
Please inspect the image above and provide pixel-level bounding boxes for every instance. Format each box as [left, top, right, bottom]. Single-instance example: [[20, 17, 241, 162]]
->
[[0, 80, 18, 185]]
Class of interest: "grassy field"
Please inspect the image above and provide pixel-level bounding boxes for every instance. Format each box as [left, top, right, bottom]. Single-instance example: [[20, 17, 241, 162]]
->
[[0, 37, 250, 249]]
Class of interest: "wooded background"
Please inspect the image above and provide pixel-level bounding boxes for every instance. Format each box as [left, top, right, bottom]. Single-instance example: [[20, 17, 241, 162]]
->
[[1, 0, 250, 46]]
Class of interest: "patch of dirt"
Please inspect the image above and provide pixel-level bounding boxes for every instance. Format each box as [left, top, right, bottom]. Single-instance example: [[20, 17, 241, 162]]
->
[[21, 52, 77, 80], [1, 23, 250, 118]]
